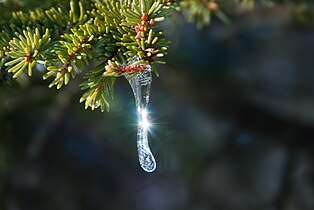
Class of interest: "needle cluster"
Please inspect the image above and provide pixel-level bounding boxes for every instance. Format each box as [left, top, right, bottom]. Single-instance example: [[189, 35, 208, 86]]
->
[[0, 0, 273, 111]]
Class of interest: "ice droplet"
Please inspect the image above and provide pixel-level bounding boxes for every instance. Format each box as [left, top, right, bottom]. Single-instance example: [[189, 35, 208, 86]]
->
[[125, 60, 156, 172]]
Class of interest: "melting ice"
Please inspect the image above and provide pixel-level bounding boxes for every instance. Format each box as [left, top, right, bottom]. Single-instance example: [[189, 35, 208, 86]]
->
[[125, 62, 156, 172]]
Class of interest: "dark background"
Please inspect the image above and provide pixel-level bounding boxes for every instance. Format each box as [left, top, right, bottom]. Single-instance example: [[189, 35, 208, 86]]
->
[[0, 3, 314, 210]]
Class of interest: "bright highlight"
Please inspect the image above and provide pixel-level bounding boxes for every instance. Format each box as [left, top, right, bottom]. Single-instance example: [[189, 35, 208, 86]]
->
[[138, 108, 150, 130]]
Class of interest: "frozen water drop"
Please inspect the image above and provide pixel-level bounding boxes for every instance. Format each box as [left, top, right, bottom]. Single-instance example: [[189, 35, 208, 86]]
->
[[125, 59, 156, 172]]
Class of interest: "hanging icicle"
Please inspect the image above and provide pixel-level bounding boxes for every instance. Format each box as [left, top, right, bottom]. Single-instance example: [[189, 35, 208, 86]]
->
[[125, 58, 156, 172]]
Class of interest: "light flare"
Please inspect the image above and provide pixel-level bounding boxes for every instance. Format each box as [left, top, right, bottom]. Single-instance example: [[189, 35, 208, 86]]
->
[[138, 108, 151, 130]]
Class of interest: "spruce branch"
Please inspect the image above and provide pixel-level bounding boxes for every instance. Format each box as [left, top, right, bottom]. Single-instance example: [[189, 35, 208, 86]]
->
[[43, 25, 97, 89], [5, 27, 50, 78], [79, 62, 116, 112], [0, 0, 280, 111], [180, 0, 222, 29]]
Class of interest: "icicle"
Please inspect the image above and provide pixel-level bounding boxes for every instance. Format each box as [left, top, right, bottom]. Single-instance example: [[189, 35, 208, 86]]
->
[[125, 59, 156, 172]]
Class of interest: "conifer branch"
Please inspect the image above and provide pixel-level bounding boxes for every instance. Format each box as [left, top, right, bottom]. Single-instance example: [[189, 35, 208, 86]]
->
[[0, 0, 281, 111]]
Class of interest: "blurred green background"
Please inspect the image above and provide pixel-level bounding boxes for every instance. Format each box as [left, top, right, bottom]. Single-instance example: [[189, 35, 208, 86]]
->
[[0, 2, 314, 210]]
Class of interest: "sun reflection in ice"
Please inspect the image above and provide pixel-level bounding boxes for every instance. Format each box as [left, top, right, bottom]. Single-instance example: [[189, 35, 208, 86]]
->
[[138, 108, 150, 130]]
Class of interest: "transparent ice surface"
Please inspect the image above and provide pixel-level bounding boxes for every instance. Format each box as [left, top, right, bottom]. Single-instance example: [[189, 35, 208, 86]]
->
[[125, 61, 156, 172]]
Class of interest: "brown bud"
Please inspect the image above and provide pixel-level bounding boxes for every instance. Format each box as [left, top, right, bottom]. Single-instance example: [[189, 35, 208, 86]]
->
[[25, 56, 32, 63], [135, 26, 140, 33], [135, 31, 142, 39], [207, 2, 219, 11], [141, 13, 149, 21], [149, 19, 155, 25]]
